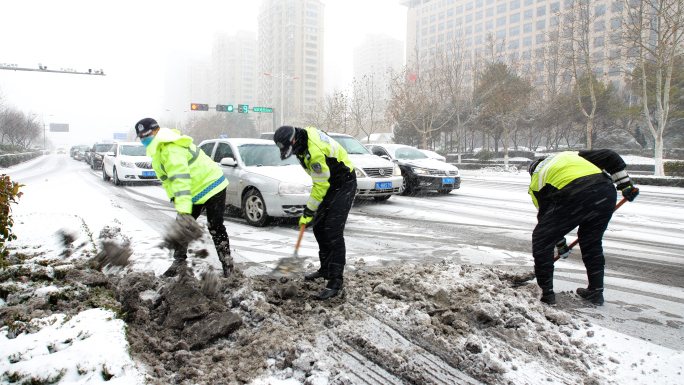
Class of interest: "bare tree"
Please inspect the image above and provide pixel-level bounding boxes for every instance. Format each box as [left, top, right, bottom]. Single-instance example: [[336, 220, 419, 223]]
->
[[622, 0, 684, 175], [387, 46, 462, 150], [562, 0, 604, 149], [474, 63, 533, 167], [349, 74, 385, 143]]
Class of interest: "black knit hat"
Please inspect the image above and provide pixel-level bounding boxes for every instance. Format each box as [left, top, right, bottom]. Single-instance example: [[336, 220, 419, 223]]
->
[[274, 125, 296, 160], [134, 118, 159, 138]]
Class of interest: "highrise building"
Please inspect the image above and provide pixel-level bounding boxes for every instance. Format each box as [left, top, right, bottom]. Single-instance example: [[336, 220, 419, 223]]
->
[[401, 0, 624, 92], [257, 0, 325, 131], [353, 33, 405, 102], [213, 31, 258, 108]]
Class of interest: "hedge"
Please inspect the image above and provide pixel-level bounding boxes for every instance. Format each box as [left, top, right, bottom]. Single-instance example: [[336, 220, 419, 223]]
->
[[0, 152, 42, 168], [631, 176, 684, 188]]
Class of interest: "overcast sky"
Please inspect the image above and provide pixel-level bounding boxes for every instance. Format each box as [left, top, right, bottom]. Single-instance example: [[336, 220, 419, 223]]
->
[[0, 0, 406, 147]]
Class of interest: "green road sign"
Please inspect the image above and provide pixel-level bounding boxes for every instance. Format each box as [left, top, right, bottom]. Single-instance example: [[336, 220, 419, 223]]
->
[[253, 107, 273, 113]]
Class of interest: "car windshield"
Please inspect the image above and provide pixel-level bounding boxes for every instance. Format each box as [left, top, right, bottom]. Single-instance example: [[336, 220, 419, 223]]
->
[[394, 147, 428, 159], [95, 144, 114, 152], [238, 144, 299, 167], [120, 145, 146, 156], [331, 136, 371, 155], [78, 145, 90, 150]]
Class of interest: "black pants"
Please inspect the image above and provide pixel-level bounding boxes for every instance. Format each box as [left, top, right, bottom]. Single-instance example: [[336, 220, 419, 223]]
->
[[532, 181, 616, 291], [313, 178, 357, 270], [174, 188, 230, 260]]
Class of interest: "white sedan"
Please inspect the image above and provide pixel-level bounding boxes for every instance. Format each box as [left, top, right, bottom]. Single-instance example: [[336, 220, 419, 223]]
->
[[102, 142, 156, 185], [198, 138, 312, 227]]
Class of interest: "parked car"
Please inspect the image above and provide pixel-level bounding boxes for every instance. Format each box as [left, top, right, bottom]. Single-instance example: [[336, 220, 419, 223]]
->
[[89, 143, 115, 170], [419, 149, 447, 162], [366, 144, 460, 195], [73, 145, 90, 161], [102, 142, 156, 185], [327, 133, 403, 201], [198, 138, 312, 226]]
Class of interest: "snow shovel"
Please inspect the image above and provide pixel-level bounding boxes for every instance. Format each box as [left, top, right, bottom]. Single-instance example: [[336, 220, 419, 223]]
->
[[554, 191, 636, 262], [270, 224, 307, 277]]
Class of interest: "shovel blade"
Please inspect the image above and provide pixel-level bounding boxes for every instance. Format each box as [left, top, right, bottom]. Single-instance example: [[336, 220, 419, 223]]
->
[[270, 256, 306, 277]]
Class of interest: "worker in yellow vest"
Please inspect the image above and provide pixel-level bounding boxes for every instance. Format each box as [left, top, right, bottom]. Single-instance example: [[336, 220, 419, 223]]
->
[[528, 150, 638, 306], [135, 118, 233, 278], [274, 125, 357, 300]]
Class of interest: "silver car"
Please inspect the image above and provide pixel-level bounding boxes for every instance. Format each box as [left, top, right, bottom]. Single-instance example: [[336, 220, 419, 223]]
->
[[198, 138, 312, 227], [328, 133, 403, 201]]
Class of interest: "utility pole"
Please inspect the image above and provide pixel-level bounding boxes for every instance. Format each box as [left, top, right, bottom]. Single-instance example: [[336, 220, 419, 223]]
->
[[264, 72, 299, 127]]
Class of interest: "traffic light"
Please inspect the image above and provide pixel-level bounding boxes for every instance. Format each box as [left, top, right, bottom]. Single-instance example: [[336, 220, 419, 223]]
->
[[237, 104, 249, 113], [216, 104, 234, 112], [190, 103, 209, 111]]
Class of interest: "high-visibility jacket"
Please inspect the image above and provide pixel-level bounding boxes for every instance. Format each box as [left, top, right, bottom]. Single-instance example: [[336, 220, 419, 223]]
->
[[146, 127, 228, 214], [528, 151, 604, 210], [296, 126, 355, 213]]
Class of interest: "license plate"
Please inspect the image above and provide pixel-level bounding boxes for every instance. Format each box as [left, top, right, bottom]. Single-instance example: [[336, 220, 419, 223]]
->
[[142, 171, 156, 177], [375, 182, 392, 189], [442, 177, 455, 185]]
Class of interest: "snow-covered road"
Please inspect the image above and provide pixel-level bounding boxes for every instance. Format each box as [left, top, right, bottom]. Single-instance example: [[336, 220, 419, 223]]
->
[[6, 155, 684, 353]]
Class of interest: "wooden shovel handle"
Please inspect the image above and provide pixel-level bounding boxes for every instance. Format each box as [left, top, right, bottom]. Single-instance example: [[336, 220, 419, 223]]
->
[[295, 224, 306, 250]]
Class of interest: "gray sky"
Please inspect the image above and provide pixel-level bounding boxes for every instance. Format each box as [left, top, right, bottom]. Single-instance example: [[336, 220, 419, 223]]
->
[[0, 0, 406, 147]]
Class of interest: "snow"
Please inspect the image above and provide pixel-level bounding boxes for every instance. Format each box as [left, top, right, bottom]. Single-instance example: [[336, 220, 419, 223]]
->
[[1, 155, 683, 384], [0, 309, 145, 384]]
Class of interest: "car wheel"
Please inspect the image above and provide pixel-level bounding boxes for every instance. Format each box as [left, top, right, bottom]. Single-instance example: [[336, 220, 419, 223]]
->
[[113, 167, 122, 186], [373, 195, 391, 202], [399, 176, 413, 196], [102, 167, 111, 181], [438, 188, 452, 195], [242, 189, 269, 227]]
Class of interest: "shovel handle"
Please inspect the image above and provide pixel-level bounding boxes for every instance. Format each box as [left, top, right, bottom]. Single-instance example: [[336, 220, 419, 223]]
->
[[295, 224, 306, 250], [554, 193, 634, 262]]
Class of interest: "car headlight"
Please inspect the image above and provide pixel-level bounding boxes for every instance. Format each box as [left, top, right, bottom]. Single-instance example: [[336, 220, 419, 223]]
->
[[412, 167, 430, 175], [279, 182, 311, 195], [393, 163, 402, 176], [354, 168, 367, 178], [120, 161, 135, 168]]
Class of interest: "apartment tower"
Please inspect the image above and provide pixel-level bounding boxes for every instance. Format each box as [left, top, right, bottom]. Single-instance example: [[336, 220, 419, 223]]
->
[[257, 0, 325, 131]]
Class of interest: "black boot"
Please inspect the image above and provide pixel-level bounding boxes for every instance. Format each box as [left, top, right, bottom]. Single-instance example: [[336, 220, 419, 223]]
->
[[305, 251, 329, 281], [305, 270, 327, 280], [576, 288, 604, 305], [535, 268, 556, 306], [216, 241, 233, 278], [316, 263, 343, 300], [163, 258, 187, 278]]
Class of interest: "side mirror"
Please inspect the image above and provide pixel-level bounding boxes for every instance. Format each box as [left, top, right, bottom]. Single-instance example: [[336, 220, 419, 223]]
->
[[106, 152, 115, 157], [220, 157, 237, 167]]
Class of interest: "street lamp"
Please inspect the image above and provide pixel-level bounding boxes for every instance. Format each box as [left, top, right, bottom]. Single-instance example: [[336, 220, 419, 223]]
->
[[264, 72, 299, 128]]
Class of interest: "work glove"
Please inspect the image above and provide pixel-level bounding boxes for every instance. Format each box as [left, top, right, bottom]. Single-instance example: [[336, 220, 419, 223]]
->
[[617, 182, 639, 202], [299, 207, 315, 226], [556, 238, 571, 259], [173, 213, 203, 244]]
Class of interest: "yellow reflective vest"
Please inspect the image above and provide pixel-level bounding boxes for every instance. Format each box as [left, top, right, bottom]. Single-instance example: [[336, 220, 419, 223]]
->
[[146, 128, 228, 214], [528, 151, 603, 209], [296, 126, 355, 213]]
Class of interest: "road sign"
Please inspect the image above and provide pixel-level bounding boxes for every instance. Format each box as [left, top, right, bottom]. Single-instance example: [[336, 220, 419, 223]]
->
[[220, 135, 227, 139], [50, 123, 69, 132], [113, 133, 127, 140], [237, 104, 249, 113], [253, 107, 273, 113]]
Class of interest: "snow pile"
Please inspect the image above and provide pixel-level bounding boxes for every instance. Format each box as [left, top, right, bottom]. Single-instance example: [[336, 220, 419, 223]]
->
[[0, 309, 144, 384]]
